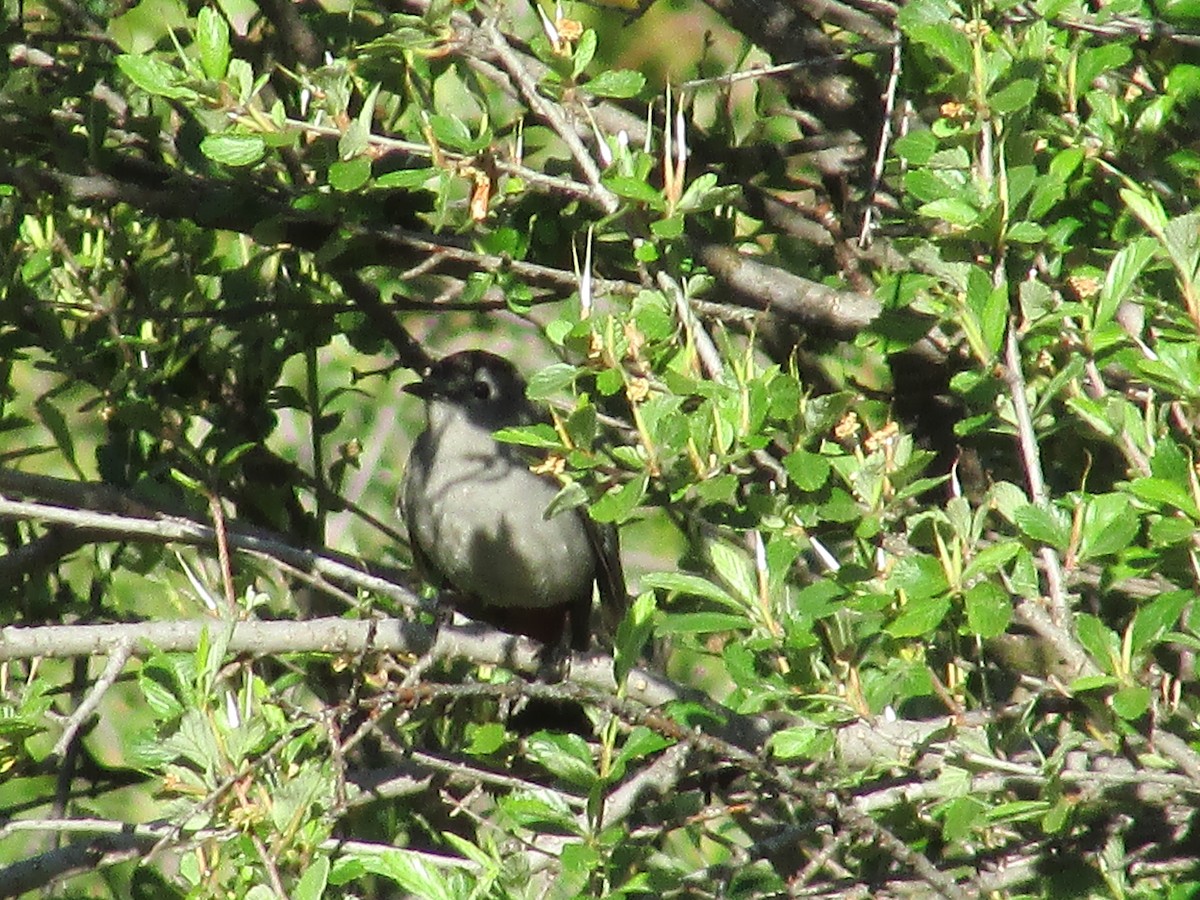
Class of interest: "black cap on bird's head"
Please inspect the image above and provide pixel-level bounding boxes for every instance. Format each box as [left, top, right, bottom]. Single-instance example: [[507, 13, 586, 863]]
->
[[404, 350, 533, 428]]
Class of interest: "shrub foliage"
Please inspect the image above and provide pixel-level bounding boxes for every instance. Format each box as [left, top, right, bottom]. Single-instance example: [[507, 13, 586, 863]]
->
[[3, 0, 1200, 895]]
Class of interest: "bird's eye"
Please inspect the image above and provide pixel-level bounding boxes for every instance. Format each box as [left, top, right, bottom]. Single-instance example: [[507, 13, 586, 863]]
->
[[473, 378, 493, 400]]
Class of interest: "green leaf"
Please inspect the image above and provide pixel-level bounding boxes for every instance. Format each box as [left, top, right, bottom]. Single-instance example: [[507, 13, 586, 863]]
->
[[200, 133, 266, 167], [116, 55, 197, 100], [329, 157, 372, 191], [1148, 516, 1195, 546], [428, 114, 476, 151], [1076, 613, 1119, 673], [678, 173, 739, 213], [886, 596, 951, 638], [1127, 476, 1200, 520], [590, 473, 647, 524], [650, 215, 684, 238], [1079, 492, 1140, 559], [1006, 221, 1044, 243], [615, 591, 656, 685], [1096, 237, 1156, 331], [526, 732, 596, 788], [888, 553, 949, 602], [1076, 44, 1133, 89], [348, 849, 465, 899], [375, 168, 438, 189], [1069, 673, 1120, 693], [962, 540, 1021, 581], [572, 29, 597, 79], [642, 572, 737, 607], [1013, 503, 1071, 549], [609, 724, 671, 782], [1129, 591, 1190, 654], [917, 198, 981, 227], [783, 448, 831, 491], [498, 790, 577, 831], [1120, 186, 1168, 238], [465, 721, 507, 756], [990, 79, 1037, 113], [526, 362, 576, 400], [903, 22, 972, 75], [493, 423, 562, 449], [603, 175, 664, 209], [1111, 686, 1151, 720], [196, 7, 231, 80], [708, 540, 757, 606], [966, 265, 1007, 358], [656, 611, 751, 634], [987, 800, 1052, 824], [893, 130, 938, 165], [964, 581, 1012, 638], [769, 726, 825, 760], [294, 856, 330, 900], [941, 797, 986, 843], [586, 69, 646, 98]]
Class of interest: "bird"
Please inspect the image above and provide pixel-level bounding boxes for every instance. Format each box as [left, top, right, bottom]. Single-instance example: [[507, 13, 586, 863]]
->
[[401, 349, 625, 651]]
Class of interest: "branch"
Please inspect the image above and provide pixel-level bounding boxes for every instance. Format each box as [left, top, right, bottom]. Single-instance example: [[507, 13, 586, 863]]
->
[[0, 494, 420, 609]]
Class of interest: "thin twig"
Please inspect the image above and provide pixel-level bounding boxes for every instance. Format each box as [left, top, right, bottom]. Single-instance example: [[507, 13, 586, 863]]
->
[[1002, 320, 1069, 623], [50, 641, 132, 759], [478, 15, 618, 216]]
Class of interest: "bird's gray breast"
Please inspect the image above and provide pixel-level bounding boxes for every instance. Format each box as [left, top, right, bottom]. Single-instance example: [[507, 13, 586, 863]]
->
[[403, 416, 595, 609]]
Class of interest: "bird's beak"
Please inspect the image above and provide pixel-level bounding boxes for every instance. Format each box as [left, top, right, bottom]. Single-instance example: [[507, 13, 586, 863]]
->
[[403, 379, 436, 400], [404, 364, 438, 399]]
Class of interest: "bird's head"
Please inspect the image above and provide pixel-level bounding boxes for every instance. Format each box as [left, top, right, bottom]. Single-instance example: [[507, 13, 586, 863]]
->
[[404, 350, 534, 431]]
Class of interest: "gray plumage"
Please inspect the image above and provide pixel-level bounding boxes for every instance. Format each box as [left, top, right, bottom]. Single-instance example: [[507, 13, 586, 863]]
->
[[401, 350, 625, 649]]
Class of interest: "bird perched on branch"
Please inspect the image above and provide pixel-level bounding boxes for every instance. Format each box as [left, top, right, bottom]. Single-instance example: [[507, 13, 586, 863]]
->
[[401, 350, 625, 651]]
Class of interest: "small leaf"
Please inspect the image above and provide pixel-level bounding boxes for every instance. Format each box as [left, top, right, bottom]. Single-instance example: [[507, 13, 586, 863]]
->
[[294, 856, 330, 900], [428, 114, 475, 151], [941, 797, 986, 843], [1111, 686, 1151, 720], [1076, 613, 1119, 673], [657, 611, 750, 634], [493, 423, 562, 449], [375, 168, 438, 189], [117, 55, 197, 100], [964, 581, 1012, 638], [917, 198, 980, 227], [526, 732, 596, 789], [990, 78, 1037, 113], [526, 362, 576, 400], [1013, 503, 1072, 549], [197, 7, 231, 80], [769, 726, 824, 760], [329, 157, 372, 192], [200, 133, 266, 167], [783, 448, 831, 491], [962, 540, 1021, 581], [590, 473, 646, 524], [1079, 493, 1141, 559], [1128, 476, 1200, 520], [888, 553, 949, 602], [1096, 237, 1156, 331], [614, 591, 656, 685], [586, 69, 646, 98], [707, 540, 757, 607], [572, 29, 597, 78], [893, 130, 938, 165], [886, 596, 951, 638], [641, 572, 738, 608], [1129, 591, 1190, 654], [603, 175, 664, 209]]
